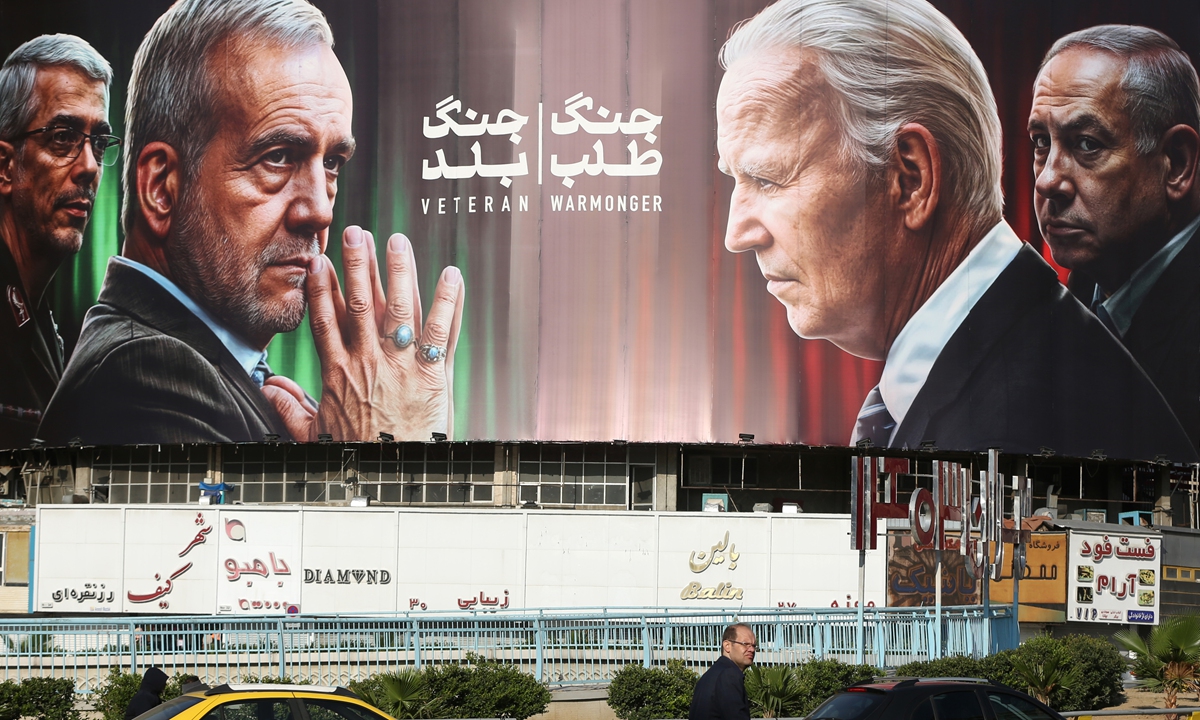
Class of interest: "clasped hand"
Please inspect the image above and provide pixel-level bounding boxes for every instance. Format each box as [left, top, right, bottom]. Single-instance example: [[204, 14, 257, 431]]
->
[[263, 225, 465, 441]]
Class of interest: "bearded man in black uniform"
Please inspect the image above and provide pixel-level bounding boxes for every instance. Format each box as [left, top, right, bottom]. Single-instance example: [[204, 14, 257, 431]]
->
[[0, 34, 115, 448]]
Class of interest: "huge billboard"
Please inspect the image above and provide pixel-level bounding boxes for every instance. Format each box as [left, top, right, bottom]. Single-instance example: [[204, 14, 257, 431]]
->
[[34, 506, 887, 614], [1, 0, 1198, 461]]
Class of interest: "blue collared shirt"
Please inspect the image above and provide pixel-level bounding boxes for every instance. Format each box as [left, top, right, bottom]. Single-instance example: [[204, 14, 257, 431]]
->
[[878, 220, 1024, 442], [113, 256, 267, 380], [1095, 212, 1200, 338]]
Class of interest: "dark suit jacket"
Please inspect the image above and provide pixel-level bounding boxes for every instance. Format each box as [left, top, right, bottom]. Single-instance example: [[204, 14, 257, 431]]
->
[[1068, 228, 1200, 451], [891, 245, 1197, 462], [39, 259, 291, 445], [0, 241, 63, 448], [689, 656, 749, 720]]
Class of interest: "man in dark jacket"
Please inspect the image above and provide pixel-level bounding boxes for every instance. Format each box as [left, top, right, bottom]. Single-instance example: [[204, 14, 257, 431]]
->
[[689, 624, 756, 720], [125, 666, 168, 720]]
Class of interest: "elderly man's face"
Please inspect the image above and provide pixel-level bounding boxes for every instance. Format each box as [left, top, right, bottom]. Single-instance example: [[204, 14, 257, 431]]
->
[[1030, 47, 1169, 290], [169, 40, 354, 348], [717, 51, 887, 359], [8, 66, 108, 259]]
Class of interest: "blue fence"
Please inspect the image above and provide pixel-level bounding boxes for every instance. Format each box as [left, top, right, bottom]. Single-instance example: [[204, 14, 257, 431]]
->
[[0, 606, 1016, 692]]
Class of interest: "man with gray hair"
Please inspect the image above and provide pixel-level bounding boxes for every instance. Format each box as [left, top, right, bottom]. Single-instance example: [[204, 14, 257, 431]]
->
[[1030, 25, 1200, 451], [0, 34, 115, 448], [40, 0, 464, 444], [718, 0, 1194, 461]]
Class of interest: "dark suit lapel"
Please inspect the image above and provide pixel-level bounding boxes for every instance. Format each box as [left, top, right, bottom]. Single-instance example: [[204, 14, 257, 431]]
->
[[1122, 226, 1200, 378], [97, 260, 289, 435], [892, 246, 1057, 448]]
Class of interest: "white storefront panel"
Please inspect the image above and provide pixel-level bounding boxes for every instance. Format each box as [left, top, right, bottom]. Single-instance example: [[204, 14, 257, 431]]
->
[[36, 507, 886, 614]]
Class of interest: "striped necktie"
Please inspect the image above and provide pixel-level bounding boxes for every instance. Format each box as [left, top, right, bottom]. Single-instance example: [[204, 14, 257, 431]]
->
[[851, 385, 895, 446]]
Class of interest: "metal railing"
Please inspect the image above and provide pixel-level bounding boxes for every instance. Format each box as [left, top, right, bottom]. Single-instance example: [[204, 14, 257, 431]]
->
[[0, 605, 1015, 692], [1061, 710, 1200, 718]]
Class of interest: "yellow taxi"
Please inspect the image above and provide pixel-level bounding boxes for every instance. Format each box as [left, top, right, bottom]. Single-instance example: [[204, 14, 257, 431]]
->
[[132, 684, 396, 720]]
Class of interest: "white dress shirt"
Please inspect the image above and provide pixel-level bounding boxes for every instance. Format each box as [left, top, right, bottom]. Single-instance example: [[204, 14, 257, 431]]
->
[[877, 220, 1024, 442]]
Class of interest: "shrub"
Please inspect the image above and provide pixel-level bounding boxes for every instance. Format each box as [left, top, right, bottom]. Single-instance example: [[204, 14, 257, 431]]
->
[[18, 677, 78, 720], [894, 636, 1122, 713], [893, 656, 987, 679], [1055, 635, 1125, 711], [793, 659, 876, 716], [0, 681, 19, 720], [347, 675, 388, 706], [92, 670, 142, 720], [606, 661, 697, 720], [424, 654, 551, 720], [93, 669, 194, 720]]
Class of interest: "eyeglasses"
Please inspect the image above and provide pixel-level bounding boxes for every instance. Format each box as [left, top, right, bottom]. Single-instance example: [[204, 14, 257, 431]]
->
[[16, 125, 122, 167], [729, 640, 758, 650]]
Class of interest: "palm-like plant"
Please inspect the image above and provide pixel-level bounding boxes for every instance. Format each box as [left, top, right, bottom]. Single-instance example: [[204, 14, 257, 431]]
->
[[1113, 615, 1200, 711], [360, 669, 440, 719], [744, 666, 804, 718], [1009, 654, 1081, 707]]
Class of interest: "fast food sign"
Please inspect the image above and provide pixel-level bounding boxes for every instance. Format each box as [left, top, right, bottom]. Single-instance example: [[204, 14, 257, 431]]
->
[[1068, 530, 1160, 625]]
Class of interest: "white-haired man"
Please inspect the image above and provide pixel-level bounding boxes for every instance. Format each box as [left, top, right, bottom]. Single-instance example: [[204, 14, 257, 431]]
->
[[1031, 25, 1200, 452], [717, 0, 1194, 461], [0, 34, 114, 448], [40, 0, 464, 444]]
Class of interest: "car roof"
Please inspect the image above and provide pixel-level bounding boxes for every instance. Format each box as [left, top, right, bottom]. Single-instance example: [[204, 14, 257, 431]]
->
[[848, 677, 996, 691], [201, 684, 359, 698]]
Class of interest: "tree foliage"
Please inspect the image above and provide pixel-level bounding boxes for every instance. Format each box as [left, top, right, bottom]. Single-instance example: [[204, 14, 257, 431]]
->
[[1114, 615, 1200, 710]]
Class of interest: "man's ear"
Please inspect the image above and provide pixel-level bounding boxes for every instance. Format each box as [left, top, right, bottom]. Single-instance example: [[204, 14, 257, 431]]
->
[[891, 123, 941, 232], [0, 141, 16, 196], [136, 141, 181, 240], [1162, 124, 1200, 203]]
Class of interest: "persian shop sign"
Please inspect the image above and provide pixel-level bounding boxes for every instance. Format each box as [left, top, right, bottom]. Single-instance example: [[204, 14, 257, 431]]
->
[[1068, 531, 1160, 625], [680, 531, 744, 601]]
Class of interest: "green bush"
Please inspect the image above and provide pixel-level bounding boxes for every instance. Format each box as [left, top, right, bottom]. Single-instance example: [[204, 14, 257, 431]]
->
[[347, 675, 388, 706], [423, 654, 551, 720], [893, 656, 987, 679], [92, 670, 142, 720], [607, 661, 697, 720], [93, 669, 193, 720], [17, 677, 78, 720], [793, 659, 876, 716], [0, 681, 20, 720], [1054, 635, 1125, 711], [893, 635, 1122, 713]]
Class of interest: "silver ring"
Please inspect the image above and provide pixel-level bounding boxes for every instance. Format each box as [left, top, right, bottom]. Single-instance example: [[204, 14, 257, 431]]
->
[[389, 324, 415, 349], [418, 343, 447, 363]]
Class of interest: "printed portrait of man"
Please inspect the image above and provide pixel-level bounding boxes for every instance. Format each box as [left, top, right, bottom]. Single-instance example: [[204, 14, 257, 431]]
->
[[715, 0, 1195, 461], [0, 35, 113, 448], [38, 0, 465, 445], [1031, 25, 1200, 451]]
